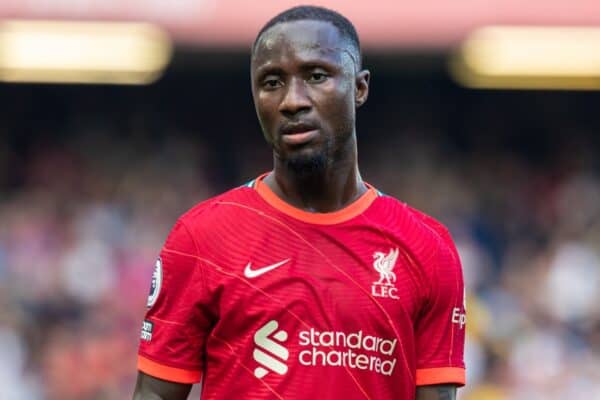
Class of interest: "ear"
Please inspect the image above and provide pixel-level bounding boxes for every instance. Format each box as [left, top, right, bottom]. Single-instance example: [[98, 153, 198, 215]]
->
[[355, 69, 370, 108]]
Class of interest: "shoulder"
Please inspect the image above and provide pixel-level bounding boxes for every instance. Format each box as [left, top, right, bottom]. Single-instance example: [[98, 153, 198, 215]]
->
[[372, 193, 451, 238], [160, 183, 262, 266], [177, 183, 260, 229], [372, 193, 458, 258], [404, 205, 455, 247], [401, 204, 462, 278]]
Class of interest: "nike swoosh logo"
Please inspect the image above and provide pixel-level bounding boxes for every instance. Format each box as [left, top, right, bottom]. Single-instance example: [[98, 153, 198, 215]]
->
[[244, 259, 290, 278]]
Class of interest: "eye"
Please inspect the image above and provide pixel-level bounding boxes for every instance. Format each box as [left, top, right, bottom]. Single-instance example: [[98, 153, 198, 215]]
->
[[261, 76, 283, 90], [308, 72, 328, 83]]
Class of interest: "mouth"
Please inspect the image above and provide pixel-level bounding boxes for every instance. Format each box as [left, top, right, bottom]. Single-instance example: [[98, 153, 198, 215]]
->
[[280, 123, 320, 146], [281, 129, 319, 146]]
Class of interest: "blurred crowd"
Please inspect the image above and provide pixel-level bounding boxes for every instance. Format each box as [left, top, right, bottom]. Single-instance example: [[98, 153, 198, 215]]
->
[[370, 130, 600, 399], [0, 84, 599, 399], [0, 128, 212, 399]]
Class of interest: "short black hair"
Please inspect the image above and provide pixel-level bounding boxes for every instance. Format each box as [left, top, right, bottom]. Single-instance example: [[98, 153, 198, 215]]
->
[[253, 5, 362, 68]]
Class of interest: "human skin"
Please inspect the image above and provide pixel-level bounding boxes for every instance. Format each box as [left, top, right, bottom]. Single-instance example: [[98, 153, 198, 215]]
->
[[251, 20, 370, 214]]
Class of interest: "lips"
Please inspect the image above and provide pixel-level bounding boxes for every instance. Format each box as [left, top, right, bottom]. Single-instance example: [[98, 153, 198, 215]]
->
[[280, 122, 318, 136], [279, 122, 320, 146], [281, 129, 319, 145]]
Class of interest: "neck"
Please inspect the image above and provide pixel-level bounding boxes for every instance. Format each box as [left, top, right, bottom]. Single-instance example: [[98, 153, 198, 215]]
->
[[263, 138, 367, 213]]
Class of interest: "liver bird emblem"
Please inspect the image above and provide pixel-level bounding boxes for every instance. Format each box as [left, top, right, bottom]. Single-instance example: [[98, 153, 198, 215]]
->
[[373, 248, 399, 286]]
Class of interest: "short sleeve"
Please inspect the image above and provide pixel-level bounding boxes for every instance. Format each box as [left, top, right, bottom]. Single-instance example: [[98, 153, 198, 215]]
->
[[137, 219, 212, 384], [414, 230, 466, 386]]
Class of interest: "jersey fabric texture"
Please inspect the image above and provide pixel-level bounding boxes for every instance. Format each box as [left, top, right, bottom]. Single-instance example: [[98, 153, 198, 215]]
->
[[138, 174, 466, 400]]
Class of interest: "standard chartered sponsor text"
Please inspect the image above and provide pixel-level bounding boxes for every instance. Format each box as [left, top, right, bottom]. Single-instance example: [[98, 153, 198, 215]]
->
[[298, 328, 397, 376]]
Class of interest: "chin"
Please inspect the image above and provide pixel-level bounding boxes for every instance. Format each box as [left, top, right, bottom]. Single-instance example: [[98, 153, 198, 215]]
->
[[283, 151, 328, 178]]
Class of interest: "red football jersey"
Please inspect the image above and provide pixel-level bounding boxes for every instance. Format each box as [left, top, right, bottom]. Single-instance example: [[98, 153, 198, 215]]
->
[[138, 174, 466, 399]]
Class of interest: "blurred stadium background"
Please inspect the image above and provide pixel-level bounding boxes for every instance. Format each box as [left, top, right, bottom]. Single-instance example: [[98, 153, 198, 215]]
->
[[1, 1, 599, 399]]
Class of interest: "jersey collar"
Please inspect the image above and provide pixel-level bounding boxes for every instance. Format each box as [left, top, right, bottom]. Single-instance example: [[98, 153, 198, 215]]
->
[[253, 173, 378, 225]]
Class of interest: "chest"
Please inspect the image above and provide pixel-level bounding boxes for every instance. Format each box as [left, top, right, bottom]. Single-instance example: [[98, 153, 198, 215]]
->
[[203, 218, 430, 336]]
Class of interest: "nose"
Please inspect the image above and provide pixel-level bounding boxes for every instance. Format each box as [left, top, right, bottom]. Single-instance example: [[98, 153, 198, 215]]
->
[[278, 77, 311, 117]]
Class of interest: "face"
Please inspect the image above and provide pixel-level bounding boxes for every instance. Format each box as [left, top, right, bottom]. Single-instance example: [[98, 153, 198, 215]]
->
[[251, 20, 369, 170]]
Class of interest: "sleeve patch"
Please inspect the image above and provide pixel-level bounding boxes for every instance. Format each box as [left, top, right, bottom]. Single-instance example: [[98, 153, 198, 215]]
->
[[140, 320, 154, 342], [147, 257, 163, 308]]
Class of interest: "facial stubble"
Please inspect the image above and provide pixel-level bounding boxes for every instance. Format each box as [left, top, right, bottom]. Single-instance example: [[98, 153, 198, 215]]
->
[[276, 137, 332, 180]]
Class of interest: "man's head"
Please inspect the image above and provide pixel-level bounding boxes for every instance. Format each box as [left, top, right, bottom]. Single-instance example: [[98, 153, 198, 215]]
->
[[251, 6, 370, 176]]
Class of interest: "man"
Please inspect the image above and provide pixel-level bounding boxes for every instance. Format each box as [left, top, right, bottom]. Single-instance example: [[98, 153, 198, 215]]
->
[[133, 5, 465, 400]]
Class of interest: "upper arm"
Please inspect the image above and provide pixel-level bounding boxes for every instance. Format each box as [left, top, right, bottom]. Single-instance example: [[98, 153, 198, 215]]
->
[[414, 220, 466, 386], [133, 371, 192, 400], [137, 219, 213, 384], [415, 384, 457, 400]]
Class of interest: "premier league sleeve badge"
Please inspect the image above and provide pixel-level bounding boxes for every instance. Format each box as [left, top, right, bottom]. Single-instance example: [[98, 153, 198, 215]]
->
[[147, 257, 163, 308]]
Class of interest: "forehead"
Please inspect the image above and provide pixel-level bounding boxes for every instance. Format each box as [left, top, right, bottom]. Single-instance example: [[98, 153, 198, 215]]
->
[[252, 20, 349, 67]]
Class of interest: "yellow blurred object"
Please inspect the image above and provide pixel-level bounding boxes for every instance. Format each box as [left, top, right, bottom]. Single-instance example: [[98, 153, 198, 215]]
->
[[465, 293, 491, 339], [0, 20, 173, 84], [462, 384, 507, 400], [451, 26, 600, 90]]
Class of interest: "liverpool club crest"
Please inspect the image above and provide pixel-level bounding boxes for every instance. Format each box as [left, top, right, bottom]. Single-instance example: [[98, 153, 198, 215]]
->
[[371, 248, 399, 300]]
